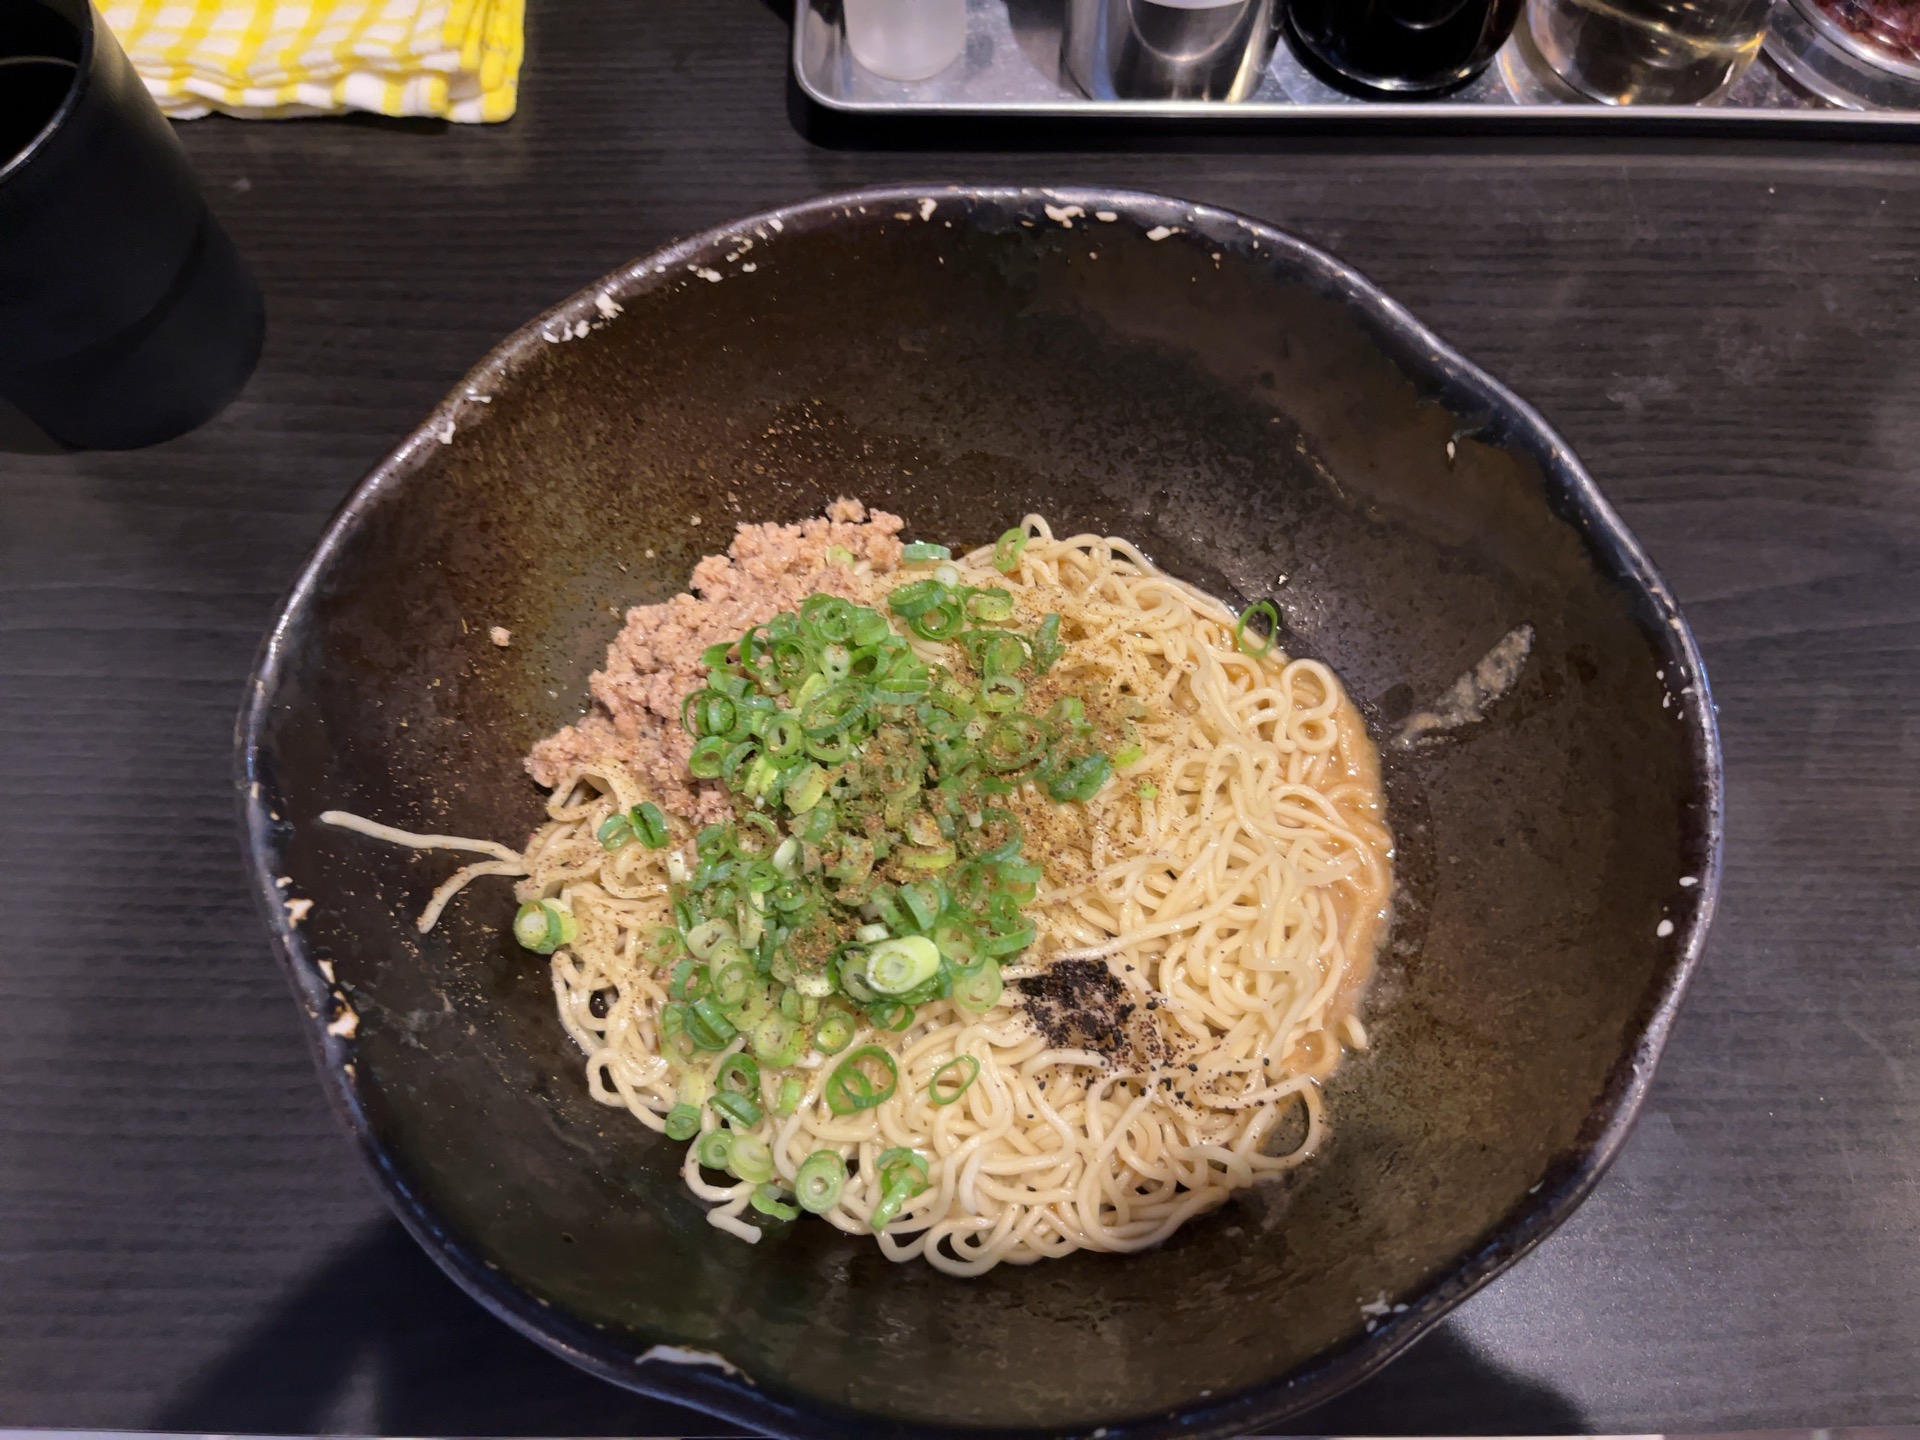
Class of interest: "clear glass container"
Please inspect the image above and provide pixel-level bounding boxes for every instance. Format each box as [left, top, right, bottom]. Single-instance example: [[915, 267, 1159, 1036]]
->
[[843, 0, 968, 80], [1765, 0, 1920, 107], [1527, 0, 1775, 103]]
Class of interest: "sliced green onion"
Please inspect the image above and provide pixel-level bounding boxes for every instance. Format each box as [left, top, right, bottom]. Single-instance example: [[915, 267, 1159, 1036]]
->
[[981, 714, 1049, 771], [933, 918, 981, 971], [784, 762, 828, 814], [1031, 612, 1064, 672], [597, 813, 634, 850], [743, 754, 781, 799], [902, 541, 952, 564], [814, 1011, 856, 1055], [992, 527, 1028, 573], [983, 922, 1035, 957], [711, 1089, 763, 1128], [1235, 599, 1280, 658], [953, 964, 1004, 1012], [667, 957, 705, 1001], [869, 1147, 930, 1230], [797, 801, 837, 843], [1138, 781, 1158, 799], [805, 731, 854, 764], [512, 900, 577, 955], [826, 1046, 899, 1114], [898, 842, 956, 871], [965, 587, 1015, 622], [794, 1150, 847, 1212], [687, 736, 728, 778], [629, 801, 669, 848], [715, 1052, 760, 1097], [888, 578, 945, 618], [801, 592, 853, 632], [978, 673, 1025, 712], [909, 602, 965, 642], [866, 999, 912, 1031], [752, 1013, 805, 1067], [683, 691, 735, 738], [773, 1076, 805, 1116], [866, 936, 940, 995], [1048, 753, 1113, 804], [751, 1182, 799, 1220], [764, 713, 804, 759], [659, 1002, 693, 1057], [729, 1132, 774, 1183], [878, 1145, 929, 1193], [694, 1128, 735, 1172], [824, 544, 855, 567], [664, 1103, 701, 1140], [837, 949, 877, 1003], [800, 681, 869, 737], [969, 630, 1029, 677], [771, 837, 800, 875], [688, 998, 738, 1050], [899, 882, 940, 933], [734, 810, 780, 855], [930, 1054, 980, 1105], [713, 958, 753, 1006], [854, 921, 891, 944], [685, 919, 735, 960], [872, 674, 930, 706], [1112, 743, 1144, 770]]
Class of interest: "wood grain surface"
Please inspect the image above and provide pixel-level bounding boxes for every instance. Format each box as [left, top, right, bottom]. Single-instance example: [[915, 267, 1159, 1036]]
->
[[1, 0, 1916, 1433]]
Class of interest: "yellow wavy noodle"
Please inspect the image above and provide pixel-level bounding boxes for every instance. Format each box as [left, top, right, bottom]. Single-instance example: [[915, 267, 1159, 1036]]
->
[[504, 517, 1392, 1274]]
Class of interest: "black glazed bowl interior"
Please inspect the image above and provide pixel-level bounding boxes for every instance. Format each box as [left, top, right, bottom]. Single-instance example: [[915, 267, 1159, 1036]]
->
[[238, 186, 1722, 1440]]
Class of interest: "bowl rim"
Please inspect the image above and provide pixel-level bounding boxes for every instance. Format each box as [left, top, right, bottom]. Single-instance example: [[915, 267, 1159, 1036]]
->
[[234, 182, 1726, 1440]]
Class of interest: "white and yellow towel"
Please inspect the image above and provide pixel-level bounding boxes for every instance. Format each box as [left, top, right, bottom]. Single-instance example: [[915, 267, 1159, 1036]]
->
[[101, 0, 523, 122]]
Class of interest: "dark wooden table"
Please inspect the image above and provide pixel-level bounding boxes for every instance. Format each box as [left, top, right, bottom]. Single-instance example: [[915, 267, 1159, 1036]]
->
[[3, 0, 1917, 1433]]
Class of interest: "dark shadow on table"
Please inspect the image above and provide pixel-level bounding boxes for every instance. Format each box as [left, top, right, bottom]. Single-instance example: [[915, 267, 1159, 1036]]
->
[[155, 1217, 1580, 1437], [1282, 1326, 1584, 1435], [0, 394, 69, 455], [152, 1221, 752, 1438]]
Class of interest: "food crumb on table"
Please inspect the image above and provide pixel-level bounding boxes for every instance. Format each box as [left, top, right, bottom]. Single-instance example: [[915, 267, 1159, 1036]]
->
[[490, 626, 511, 647]]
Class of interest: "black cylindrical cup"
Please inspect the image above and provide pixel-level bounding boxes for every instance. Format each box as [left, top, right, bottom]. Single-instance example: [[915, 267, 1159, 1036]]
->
[[1283, 0, 1526, 94], [0, 0, 263, 449]]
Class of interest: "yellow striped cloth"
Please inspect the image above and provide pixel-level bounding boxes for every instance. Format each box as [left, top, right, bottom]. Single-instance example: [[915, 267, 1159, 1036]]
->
[[100, 0, 523, 122]]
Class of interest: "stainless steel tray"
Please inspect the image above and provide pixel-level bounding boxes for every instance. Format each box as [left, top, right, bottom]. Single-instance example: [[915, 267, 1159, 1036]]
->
[[792, 0, 1917, 127]]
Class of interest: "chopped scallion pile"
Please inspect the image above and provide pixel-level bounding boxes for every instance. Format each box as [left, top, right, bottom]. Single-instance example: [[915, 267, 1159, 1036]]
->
[[514, 532, 1137, 1213]]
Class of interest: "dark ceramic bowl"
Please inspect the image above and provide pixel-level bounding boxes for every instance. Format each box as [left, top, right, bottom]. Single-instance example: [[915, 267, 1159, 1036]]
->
[[237, 186, 1722, 1440]]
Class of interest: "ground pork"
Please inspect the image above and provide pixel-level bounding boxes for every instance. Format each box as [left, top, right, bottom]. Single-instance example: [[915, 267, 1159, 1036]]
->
[[525, 498, 905, 822]]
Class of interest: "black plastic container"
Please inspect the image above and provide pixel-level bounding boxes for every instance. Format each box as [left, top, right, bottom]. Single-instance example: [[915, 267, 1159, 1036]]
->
[[0, 0, 263, 449], [1283, 0, 1525, 94]]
